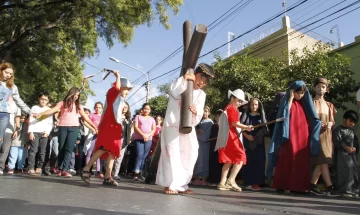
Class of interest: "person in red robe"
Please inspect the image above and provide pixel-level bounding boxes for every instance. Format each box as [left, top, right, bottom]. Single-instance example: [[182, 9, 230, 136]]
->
[[80, 71, 133, 186], [271, 81, 321, 193]]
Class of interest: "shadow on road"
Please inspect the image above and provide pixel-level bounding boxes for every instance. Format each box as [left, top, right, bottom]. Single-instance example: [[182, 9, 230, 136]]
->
[[6, 174, 163, 194], [194, 192, 360, 214], [0, 198, 142, 215]]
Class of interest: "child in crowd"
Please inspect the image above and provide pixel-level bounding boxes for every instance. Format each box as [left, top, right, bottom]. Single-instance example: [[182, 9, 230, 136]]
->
[[81, 71, 132, 186], [85, 102, 103, 178], [333, 110, 359, 197], [194, 106, 213, 185], [33, 87, 97, 178], [7, 113, 28, 174], [28, 92, 53, 175], [241, 98, 268, 191], [133, 103, 156, 181]]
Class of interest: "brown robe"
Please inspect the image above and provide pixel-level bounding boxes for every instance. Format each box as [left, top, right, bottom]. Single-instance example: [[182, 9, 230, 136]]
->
[[312, 99, 336, 165]]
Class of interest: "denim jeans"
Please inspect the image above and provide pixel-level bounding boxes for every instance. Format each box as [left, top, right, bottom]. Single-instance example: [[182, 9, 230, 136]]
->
[[58, 126, 79, 172], [0, 133, 12, 170], [134, 139, 152, 173], [28, 132, 48, 170], [8, 146, 26, 170], [0, 112, 10, 150]]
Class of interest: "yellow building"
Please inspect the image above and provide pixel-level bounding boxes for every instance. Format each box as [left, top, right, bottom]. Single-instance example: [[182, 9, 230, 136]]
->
[[230, 16, 330, 64]]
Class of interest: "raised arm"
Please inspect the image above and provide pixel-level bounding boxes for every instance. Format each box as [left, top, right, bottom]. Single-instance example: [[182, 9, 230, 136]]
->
[[12, 85, 30, 114]]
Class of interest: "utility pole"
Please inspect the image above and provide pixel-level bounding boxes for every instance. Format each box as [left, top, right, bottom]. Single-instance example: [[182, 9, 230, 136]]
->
[[227, 32, 235, 57], [109, 57, 150, 102], [330, 25, 342, 48], [145, 71, 150, 103]]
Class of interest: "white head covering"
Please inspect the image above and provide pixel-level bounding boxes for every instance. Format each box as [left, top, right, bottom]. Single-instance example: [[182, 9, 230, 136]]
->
[[228, 89, 248, 105]]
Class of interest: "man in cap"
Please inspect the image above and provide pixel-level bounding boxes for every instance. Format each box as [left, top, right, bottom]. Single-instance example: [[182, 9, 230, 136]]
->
[[310, 77, 338, 196], [156, 63, 214, 195]]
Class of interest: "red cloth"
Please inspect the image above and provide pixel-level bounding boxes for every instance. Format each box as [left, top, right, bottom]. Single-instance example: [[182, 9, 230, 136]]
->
[[148, 126, 162, 157], [273, 100, 310, 192], [95, 83, 122, 160], [218, 105, 247, 165]]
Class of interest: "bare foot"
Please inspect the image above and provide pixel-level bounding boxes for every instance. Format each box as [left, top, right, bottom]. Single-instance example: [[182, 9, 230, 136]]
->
[[164, 187, 178, 195], [180, 189, 194, 195]]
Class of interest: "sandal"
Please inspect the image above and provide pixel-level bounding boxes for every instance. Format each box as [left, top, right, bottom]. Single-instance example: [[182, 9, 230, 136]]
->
[[225, 179, 242, 192], [103, 177, 118, 186], [180, 189, 194, 195], [164, 187, 178, 195], [80, 169, 91, 184], [28, 170, 36, 175], [35, 168, 42, 174]]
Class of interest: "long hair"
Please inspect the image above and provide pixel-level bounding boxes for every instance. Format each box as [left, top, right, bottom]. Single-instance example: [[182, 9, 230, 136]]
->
[[62, 87, 81, 112], [0, 61, 15, 89], [124, 102, 131, 120]]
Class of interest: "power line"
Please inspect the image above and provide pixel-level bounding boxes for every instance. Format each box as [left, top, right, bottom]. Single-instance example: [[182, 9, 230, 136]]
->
[[130, 90, 162, 107], [250, 2, 360, 58], [147, 0, 309, 83], [81, 60, 102, 70], [143, 0, 254, 78], [127, 83, 145, 101], [297, 0, 347, 24], [198, 0, 309, 58]]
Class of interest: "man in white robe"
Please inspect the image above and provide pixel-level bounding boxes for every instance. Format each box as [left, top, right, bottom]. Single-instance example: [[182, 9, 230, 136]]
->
[[156, 63, 215, 194]]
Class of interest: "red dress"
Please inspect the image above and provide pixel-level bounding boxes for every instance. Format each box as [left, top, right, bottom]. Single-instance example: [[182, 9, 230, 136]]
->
[[95, 84, 122, 160], [218, 105, 247, 165], [148, 125, 162, 157], [273, 100, 310, 192]]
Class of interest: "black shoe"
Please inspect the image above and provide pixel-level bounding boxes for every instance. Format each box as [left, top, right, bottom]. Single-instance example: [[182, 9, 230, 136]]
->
[[327, 186, 340, 197], [276, 189, 285, 193], [310, 184, 324, 196], [42, 170, 51, 176]]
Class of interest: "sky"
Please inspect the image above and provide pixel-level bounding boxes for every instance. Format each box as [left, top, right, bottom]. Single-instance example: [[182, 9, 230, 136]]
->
[[82, 0, 360, 114]]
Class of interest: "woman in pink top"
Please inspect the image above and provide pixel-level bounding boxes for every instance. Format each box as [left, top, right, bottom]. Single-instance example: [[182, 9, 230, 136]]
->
[[33, 87, 97, 178], [133, 103, 156, 181], [86, 102, 103, 178]]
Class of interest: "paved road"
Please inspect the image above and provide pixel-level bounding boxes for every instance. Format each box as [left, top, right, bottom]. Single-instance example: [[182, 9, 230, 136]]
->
[[0, 175, 359, 215]]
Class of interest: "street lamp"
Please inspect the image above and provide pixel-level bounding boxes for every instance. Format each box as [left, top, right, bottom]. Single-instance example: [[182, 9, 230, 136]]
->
[[109, 57, 150, 103], [330, 25, 342, 48], [228, 32, 235, 57]]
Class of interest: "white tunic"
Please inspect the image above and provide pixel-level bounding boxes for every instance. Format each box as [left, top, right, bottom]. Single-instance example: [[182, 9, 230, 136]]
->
[[156, 76, 206, 191]]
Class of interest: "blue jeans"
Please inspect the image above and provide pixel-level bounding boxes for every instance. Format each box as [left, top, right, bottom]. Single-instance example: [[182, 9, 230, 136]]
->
[[8, 146, 26, 170], [58, 126, 79, 172], [134, 139, 152, 173], [0, 113, 10, 150]]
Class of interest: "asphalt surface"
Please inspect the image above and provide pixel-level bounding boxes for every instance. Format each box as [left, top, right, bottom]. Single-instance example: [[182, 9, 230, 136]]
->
[[0, 174, 359, 215]]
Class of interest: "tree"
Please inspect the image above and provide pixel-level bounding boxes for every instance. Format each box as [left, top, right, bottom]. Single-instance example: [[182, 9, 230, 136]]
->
[[206, 43, 359, 112], [148, 95, 168, 117], [0, 0, 182, 106]]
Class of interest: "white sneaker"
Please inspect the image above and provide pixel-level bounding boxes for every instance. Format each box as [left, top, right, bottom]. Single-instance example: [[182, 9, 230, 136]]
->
[[0, 169, 3, 175], [69, 169, 76, 175], [113, 175, 121, 180]]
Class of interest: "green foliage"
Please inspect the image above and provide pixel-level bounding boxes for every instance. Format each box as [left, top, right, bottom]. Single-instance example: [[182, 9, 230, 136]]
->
[[148, 95, 168, 117], [206, 43, 358, 112], [0, 0, 182, 106]]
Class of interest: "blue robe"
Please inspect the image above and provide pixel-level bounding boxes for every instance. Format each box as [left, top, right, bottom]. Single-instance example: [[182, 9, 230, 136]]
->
[[266, 81, 321, 180]]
